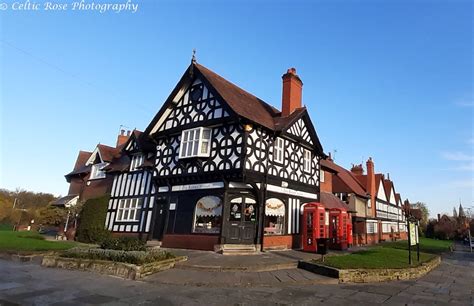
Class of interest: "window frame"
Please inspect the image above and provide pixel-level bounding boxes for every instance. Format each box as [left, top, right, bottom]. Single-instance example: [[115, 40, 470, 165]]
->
[[179, 127, 212, 159], [274, 137, 284, 164], [192, 196, 222, 234], [130, 154, 144, 172], [303, 149, 311, 173], [90, 162, 107, 180], [116, 198, 142, 222]]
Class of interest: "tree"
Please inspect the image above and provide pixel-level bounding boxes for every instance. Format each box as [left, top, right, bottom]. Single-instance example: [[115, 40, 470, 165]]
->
[[411, 202, 429, 234], [37, 206, 67, 226]]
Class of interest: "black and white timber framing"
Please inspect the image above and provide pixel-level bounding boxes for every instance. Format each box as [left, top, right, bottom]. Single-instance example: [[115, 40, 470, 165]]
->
[[105, 62, 325, 249]]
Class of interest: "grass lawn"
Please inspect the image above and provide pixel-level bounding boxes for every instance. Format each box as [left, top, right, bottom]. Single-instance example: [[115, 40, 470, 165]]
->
[[0, 230, 77, 253], [320, 238, 451, 269], [381, 237, 453, 254], [322, 247, 435, 269]]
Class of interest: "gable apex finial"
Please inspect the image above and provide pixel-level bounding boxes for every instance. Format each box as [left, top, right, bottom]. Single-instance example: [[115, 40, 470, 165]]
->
[[192, 48, 197, 64]]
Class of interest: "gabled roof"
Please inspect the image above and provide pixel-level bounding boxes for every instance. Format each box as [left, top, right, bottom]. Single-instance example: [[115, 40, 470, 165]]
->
[[395, 193, 401, 204], [321, 159, 368, 198], [65, 151, 93, 181], [73, 151, 92, 171], [383, 179, 393, 202], [145, 62, 324, 153], [124, 129, 155, 153], [97, 144, 122, 162]]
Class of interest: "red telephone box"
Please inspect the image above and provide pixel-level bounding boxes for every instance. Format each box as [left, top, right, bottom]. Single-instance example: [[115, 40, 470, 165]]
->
[[329, 208, 348, 250], [302, 203, 327, 252]]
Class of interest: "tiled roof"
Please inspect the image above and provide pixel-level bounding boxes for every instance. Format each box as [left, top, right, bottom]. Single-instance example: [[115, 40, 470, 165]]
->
[[73, 151, 92, 171], [321, 159, 368, 198], [383, 179, 393, 201], [195, 63, 280, 130], [320, 192, 349, 210], [97, 144, 122, 162]]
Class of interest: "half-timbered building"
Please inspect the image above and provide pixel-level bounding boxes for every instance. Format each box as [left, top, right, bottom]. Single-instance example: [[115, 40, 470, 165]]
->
[[103, 130, 157, 238], [118, 61, 325, 252]]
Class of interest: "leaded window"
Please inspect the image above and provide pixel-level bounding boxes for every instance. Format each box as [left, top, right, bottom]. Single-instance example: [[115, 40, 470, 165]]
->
[[179, 127, 212, 159]]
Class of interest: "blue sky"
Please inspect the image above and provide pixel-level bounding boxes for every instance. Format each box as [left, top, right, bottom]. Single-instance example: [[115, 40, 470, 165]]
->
[[1, 0, 472, 217]]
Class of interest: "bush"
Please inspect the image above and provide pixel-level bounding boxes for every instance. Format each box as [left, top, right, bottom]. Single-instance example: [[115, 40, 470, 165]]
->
[[76, 196, 111, 243], [61, 247, 175, 265], [100, 237, 146, 251]]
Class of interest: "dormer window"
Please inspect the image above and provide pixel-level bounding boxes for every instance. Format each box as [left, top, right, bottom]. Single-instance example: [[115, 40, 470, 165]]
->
[[90, 162, 107, 180], [179, 127, 212, 159], [130, 154, 144, 171], [274, 138, 284, 163]]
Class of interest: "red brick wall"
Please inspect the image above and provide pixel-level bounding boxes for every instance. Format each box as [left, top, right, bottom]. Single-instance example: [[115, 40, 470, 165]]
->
[[320, 171, 333, 193], [263, 235, 293, 250], [162, 234, 219, 251], [366, 233, 379, 245]]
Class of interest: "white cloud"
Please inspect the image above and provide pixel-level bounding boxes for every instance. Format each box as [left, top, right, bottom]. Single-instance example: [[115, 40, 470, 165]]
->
[[441, 151, 473, 161]]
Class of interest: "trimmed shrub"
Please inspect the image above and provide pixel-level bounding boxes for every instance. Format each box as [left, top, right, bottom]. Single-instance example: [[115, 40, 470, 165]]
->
[[61, 247, 175, 265], [76, 195, 111, 243], [100, 237, 146, 251]]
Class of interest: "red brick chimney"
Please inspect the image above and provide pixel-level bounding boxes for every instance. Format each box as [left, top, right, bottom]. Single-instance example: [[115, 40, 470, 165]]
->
[[116, 129, 130, 147], [282, 68, 303, 117], [350, 164, 364, 176], [366, 157, 376, 215]]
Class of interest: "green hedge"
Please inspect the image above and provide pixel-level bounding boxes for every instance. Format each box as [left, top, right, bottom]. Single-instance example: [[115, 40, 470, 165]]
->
[[76, 195, 111, 243], [100, 237, 146, 251], [61, 247, 175, 265]]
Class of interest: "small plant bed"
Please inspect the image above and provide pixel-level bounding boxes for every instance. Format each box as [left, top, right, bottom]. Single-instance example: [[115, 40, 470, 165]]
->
[[60, 247, 175, 265], [43, 247, 185, 280], [0, 230, 77, 254], [319, 247, 435, 269]]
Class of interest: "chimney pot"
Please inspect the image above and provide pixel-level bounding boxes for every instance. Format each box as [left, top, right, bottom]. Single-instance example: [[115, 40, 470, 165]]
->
[[126, 130, 131, 136], [120, 129, 125, 136]]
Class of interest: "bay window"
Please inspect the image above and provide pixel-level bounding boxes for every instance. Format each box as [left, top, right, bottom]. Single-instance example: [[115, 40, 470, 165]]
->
[[179, 127, 212, 159]]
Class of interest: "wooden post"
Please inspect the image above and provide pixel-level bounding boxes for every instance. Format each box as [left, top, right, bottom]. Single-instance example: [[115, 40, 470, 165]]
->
[[408, 221, 412, 265]]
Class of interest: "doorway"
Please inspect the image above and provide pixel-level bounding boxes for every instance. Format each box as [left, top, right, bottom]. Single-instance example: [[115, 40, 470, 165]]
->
[[226, 196, 257, 244]]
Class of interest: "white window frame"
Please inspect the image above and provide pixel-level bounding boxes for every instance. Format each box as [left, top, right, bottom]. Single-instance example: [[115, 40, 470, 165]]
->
[[130, 154, 144, 171], [90, 162, 107, 180], [367, 221, 378, 234], [179, 127, 212, 159], [274, 138, 284, 163], [116, 198, 142, 222], [320, 169, 325, 183], [303, 149, 311, 173]]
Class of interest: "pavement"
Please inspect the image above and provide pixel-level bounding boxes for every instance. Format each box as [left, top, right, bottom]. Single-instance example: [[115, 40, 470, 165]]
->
[[0, 244, 472, 305]]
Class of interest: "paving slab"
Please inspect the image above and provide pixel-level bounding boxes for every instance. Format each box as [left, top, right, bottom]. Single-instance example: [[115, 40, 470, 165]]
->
[[0, 243, 472, 305]]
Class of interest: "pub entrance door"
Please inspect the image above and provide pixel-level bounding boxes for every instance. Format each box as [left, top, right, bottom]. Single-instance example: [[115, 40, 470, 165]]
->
[[226, 196, 257, 244]]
